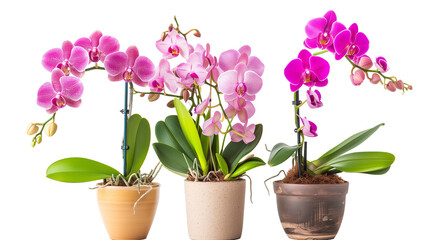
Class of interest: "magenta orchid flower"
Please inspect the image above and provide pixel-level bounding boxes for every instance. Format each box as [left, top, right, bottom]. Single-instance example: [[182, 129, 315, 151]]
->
[[230, 123, 255, 144], [42, 41, 89, 77], [202, 111, 222, 136], [156, 29, 189, 59], [218, 63, 263, 102], [74, 30, 120, 63], [148, 59, 179, 93], [194, 96, 210, 114], [299, 116, 318, 137], [225, 98, 255, 123], [306, 88, 323, 109], [218, 45, 264, 77], [284, 49, 330, 92], [333, 23, 369, 61], [375, 57, 389, 73], [304, 10, 337, 51], [176, 53, 209, 87], [37, 69, 84, 113], [104, 46, 155, 87]]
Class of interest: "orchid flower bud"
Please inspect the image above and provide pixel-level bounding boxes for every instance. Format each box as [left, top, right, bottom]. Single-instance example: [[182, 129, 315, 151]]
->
[[45, 122, 58, 137], [386, 81, 396, 92], [193, 29, 201, 37], [181, 89, 190, 102], [350, 70, 365, 86], [36, 135, 42, 144], [395, 80, 404, 90], [148, 93, 160, 102], [370, 73, 381, 84], [27, 123, 39, 135], [140, 93, 145, 97], [408, 85, 413, 90], [358, 55, 373, 69], [167, 100, 175, 108]]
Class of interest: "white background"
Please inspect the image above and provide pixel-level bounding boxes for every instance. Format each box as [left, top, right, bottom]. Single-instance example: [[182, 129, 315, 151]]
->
[[0, 0, 426, 239]]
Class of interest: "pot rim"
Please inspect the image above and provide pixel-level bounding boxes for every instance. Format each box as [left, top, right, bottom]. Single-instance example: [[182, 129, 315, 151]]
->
[[184, 178, 245, 184], [273, 180, 349, 186], [96, 182, 161, 189]]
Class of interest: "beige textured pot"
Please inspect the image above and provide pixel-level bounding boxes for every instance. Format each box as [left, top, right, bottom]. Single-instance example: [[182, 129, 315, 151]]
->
[[97, 183, 160, 240], [184, 179, 246, 240]]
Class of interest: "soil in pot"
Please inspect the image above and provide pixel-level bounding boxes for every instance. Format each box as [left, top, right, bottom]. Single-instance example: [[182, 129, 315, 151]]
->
[[97, 183, 160, 240], [274, 167, 348, 240]]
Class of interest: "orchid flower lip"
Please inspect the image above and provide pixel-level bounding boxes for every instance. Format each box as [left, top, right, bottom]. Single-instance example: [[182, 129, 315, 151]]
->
[[123, 68, 134, 82]]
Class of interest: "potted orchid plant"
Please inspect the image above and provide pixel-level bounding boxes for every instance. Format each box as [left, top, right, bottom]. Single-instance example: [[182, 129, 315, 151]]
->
[[28, 30, 162, 239], [266, 10, 412, 240], [146, 18, 266, 240]]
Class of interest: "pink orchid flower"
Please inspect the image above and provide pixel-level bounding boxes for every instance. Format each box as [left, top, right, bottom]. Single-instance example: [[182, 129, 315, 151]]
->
[[148, 59, 179, 93], [74, 30, 120, 63], [230, 123, 256, 144], [194, 97, 210, 114], [37, 69, 84, 113], [176, 52, 209, 87], [156, 29, 189, 59], [218, 45, 264, 77], [104, 46, 155, 87], [189, 43, 220, 82], [218, 63, 263, 102], [284, 49, 330, 92], [375, 57, 389, 73], [42, 41, 89, 77], [304, 10, 337, 51], [333, 23, 369, 61], [306, 88, 323, 109], [202, 111, 222, 136], [299, 116, 318, 137], [225, 97, 255, 123]]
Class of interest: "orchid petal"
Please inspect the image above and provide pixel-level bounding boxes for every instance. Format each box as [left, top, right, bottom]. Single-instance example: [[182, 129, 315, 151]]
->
[[247, 56, 264, 76], [238, 45, 251, 56], [348, 23, 359, 42], [219, 49, 239, 72], [126, 46, 139, 67], [60, 76, 84, 101], [305, 17, 327, 38], [156, 39, 171, 56], [69, 67, 85, 78], [164, 72, 179, 93], [304, 37, 318, 49], [324, 10, 337, 31], [37, 82, 56, 109], [244, 71, 263, 95], [108, 74, 123, 82], [42, 48, 63, 71], [62, 41, 73, 59], [104, 52, 127, 76], [315, 78, 328, 87], [158, 59, 170, 76], [89, 30, 102, 47], [69, 46, 89, 72], [330, 21, 347, 38], [218, 70, 238, 94], [284, 58, 304, 85], [46, 105, 58, 114], [98, 35, 120, 56], [176, 37, 189, 59], [176, 63, 192, 79], [64, 98, 81, 108], [298, 49, 312, 69], [310, 56, 330, 81], [354, 32, 369, 57], [133, 56, 155, 81], [334, 30, 351, 59], [51, 69, 64, 92], [74, 37, 92, 51], [131, 73, 148, 87]]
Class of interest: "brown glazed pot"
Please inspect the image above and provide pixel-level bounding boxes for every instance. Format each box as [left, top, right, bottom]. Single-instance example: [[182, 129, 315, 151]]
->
[[97, 183, 160, 240], [273, 181, 349, 240], [184, 179, 246, 240]]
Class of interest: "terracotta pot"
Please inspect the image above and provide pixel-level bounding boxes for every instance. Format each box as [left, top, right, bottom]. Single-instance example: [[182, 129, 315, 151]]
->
[[273, 181, 349, 240], [97, 183, 160, 240], [184, 179, 246, 240]]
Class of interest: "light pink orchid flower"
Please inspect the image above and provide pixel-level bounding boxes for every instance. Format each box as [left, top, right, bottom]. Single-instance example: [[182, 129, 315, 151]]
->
[[176, 52, 209, 87], [156, 29, 189, 59], [306, 88, 323, 109], [218, 45, 264, 77], [202, 111, 222, 136], [74, 30, 120, 63], [104, 46, 155, 87], [217, 63, 263, 102], [148, 59, 179, 93], [225, 97, 255, 123], [42, 41, 89, 78], [194, 96, 210, 115], [37, 69, 84, 113], [230, 123, 256, 144], [299, 116, 318, 137]]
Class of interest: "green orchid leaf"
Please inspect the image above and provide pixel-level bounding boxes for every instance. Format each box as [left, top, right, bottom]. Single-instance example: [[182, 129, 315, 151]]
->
[[128, 117, 150, 177], [174, 98, 208, 175], [46, 157, 121, 183], [125, 114, 142, 175], [155, 121, 186, 155], [268, 143, 300, 167], [364, 167, 391, 175], [164, 115, 197, 161], [313, 123, 385, 166], [152, 142, 192, 177], [216, 153, 229, 175], [229, 157, 265, 179], [314, 151, 395, 175], [222, 124, 263, 173]]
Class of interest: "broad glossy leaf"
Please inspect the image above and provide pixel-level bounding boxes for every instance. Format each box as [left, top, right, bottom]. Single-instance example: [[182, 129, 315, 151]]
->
[[222, 124, 263, 173], [126, 114, 142, 175], [313, 123, 385, 166], [164, 115, 197, 161], [364, 167, 391, 175], [46, 157, 120, 183], [174, 98, 207, 175], [314, 151, 395, 175], [216, 153, 229, 175], [229, 157, 265, 178], [128, 118, 150, 176], [268, 143, 300, 167], [155, 121, 186, 154], [153, 143, 192, 176]]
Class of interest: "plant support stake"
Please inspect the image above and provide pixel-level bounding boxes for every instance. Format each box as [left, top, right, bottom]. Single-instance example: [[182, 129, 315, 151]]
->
[[294, 90, 302, 177], [122, 82, 129, 176]]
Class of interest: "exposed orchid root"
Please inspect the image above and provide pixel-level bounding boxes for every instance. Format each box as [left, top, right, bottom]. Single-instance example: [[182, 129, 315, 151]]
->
[[263, 170, 286, 196]]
